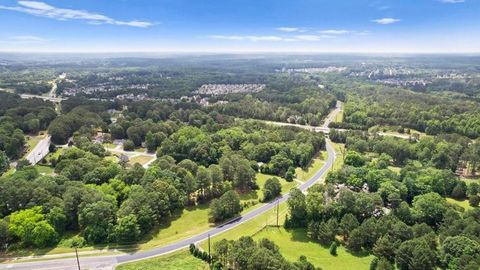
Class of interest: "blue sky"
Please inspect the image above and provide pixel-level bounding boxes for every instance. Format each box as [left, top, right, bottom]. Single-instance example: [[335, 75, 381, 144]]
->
[[0, 0, 479, 53]]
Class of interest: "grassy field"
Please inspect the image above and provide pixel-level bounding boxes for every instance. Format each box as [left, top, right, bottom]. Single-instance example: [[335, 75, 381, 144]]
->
[[253, 227, 373, 270], [34, 165, 54, 175], [239, 173, 298, 204], [128, 155, 155, 166], [461, 177, 479, 185], [330, 142, 345, 172], [136, 204, 213, 250], [333, 102, 344, 123], [295, 152, 326, 182], [446, 198, 475, 211], [116, 250, 208, 270]]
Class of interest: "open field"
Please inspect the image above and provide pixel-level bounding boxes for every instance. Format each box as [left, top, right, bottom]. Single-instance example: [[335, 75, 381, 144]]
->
[[239, 173, 298, 204], [446, 197, 476, 211], [330, 142, 345, 171], [34, 164, 54, 175], [253, 227, 374, 270], [116, 250, 208, 270], [295, 152, 326, 182], [128, 155, 155, 166]]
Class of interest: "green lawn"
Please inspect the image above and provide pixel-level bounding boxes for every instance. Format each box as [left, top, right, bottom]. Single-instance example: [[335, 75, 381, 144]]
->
[[102, 143, 117, 149], [253, 227, 373, 270], [461, 177, 479, 185], [34, 165, 54, 175], [330, 142, 345, 172], [295, 152, 326, 182], [128, 155, 155, 166], [446, 198, 476, 211], [116, 250, 208, 270], [136, 204, 213, 250], [239, 173, 298, 205]]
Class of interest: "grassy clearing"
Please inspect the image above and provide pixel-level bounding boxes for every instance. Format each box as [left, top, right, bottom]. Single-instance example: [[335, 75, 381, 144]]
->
[[295, 152, 326, 182], [239, 173, 298, 205], [330, 142, 345, 172], [102, 143, 117, 149], [116, 249, 208, 270], [34, 165, 54, 175], [253, 227, 373, 270], [128, 155, 155, 166], [446, 198, 475, 211], [461, 177, 479, 185], [369, 125, 427, 139], [136, 204, 213, 250]]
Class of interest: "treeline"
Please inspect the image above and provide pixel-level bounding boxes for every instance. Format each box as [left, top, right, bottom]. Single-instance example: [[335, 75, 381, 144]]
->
[[0, 92, 56, 158], [329, 129, 479, 175], [339, 85, 480, 138]]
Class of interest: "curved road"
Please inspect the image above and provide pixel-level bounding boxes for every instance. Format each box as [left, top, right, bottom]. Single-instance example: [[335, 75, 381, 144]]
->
[[1, 104, 340, 270]]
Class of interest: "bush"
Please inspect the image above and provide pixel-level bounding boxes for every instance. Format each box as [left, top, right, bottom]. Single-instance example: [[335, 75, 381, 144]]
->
[[469, 195, 480, 207], [263, 177, 282, 201], [123, 140, 135, 151], [329, 242, 337, 256]]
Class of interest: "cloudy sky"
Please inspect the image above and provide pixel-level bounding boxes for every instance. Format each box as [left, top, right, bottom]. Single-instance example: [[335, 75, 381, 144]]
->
[[0, 0, 479, 53]]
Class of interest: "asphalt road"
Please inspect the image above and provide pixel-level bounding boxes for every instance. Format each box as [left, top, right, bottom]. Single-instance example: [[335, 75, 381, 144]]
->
[[25, 136, 51, 165], [0, 140, 335, 270]]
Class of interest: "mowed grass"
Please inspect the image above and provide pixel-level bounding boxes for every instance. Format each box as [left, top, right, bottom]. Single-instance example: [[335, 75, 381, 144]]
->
[[446, 198, 475, 211], [34, 164, 54, 175], [252, 227, 373, 270], [330, 142, 345, 171], [128, 155, 155, 166], [116, 249, 208, 270], [295, 152, 326, 182], [136, 204, 213, 250], [239, 173, 298, 204]]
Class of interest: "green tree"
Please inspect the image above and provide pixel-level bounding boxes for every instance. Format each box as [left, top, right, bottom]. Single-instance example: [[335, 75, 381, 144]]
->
[[123, 140, 135, 151], [0, 150, 9, 174], [344, 151, 365, 167], [286, 188, 307, 227], [441, 236, 480, 270], [330, 242, 338, 256], [114, 214, 141, 244], [469, 195, 480, 207], [412, 192, 447, 227], [209, 190, 241, 222], [8, 206, 58, 247], [396, 238, 437, 270], [79, 200, 117, 244], [263, 177, 282, 201]]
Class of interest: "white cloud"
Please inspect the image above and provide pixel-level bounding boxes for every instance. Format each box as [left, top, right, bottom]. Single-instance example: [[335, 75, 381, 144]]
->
[[294, 35, 335, 41], [439, 0, 464, 3], [210, 33, 337, 42], [210, 35, 284, 42], [0, 1, 153, 27], [319, 29, 350, 35], [372, 18, 401, 25], [276, 27, 305, 32], [9, 35, 46, 42]]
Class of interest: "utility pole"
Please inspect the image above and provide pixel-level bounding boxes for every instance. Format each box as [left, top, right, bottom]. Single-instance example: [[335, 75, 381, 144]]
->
[[75, 247, 81, 270]]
